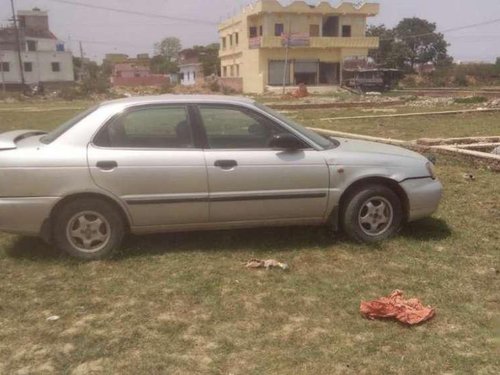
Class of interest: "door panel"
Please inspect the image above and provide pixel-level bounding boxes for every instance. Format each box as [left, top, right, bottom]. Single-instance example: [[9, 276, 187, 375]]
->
[[88, 105, 208, 227], [88, 147, 208, 227], [205, 150, 329, 222], [197, 104, 330, 223]]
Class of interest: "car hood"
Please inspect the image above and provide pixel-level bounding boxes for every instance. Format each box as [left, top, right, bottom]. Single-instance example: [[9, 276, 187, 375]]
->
[[331, 137, 422, 160], [322, 138, 431, 180]]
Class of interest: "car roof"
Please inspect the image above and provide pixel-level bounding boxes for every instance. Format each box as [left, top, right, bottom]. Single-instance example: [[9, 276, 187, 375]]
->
[[100, 94, 255, 109]]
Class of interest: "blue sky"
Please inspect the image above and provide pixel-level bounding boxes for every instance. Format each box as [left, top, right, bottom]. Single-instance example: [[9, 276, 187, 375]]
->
[[1, 0, 499, 62]]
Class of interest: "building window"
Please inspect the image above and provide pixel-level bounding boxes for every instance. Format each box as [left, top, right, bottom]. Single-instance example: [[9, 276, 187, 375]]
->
[[236, 64, 240, 77], [223, 66, 227, 77], [235, 32, 239, 45], [275, 23, 284, 36], [27, 40, 37, 51], [222, 37, 226, 49], [1, 62, 10, 72], [342, 25, 352, 37], [193, 71, 196, 80], [230, 65, 234, 77], [24, 62, 33, 72], [229, 34, 233, 46], [309, 25, 320, 37], [249, 26, 257, 38], [259, 25, 263, 36], [51, 62, 61, 72]]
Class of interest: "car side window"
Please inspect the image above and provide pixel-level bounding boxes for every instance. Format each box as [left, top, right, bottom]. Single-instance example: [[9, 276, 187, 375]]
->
[[94, 106, 193, 148], [198, 105, 290, 149]]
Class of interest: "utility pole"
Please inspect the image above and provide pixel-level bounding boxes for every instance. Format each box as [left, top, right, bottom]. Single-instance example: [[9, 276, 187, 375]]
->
[[282, 16, 291, 95], [10, 0, 25, 90], [0, 52, 6, 94], [79, 41, 86, 81]]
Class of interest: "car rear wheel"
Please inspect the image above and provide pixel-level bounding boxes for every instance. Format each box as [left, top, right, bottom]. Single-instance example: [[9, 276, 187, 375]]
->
[[341, 184, 403, 243], [53, 198, 125, 260]]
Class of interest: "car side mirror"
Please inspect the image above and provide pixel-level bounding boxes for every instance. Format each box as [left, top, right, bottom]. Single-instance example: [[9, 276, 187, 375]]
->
[[269, 133, 304, 150]]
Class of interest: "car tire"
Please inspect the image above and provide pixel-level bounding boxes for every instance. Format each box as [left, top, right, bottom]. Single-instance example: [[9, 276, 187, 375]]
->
[[341, 184, 403, 243], [53, 198, 125, 260]]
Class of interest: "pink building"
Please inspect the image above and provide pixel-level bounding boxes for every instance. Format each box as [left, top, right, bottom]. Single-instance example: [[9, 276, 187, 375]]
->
[[111, 63, 169, 87]]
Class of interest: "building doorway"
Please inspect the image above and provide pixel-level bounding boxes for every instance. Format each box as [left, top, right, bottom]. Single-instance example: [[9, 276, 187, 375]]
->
[[268, 60, 291, 86], [294, 60, 318, 85], [319, 63, 340, 84], [323, 16, 339, 37]]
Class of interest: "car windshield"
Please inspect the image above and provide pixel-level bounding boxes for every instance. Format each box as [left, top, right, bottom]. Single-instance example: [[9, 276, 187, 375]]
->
[[255, 103, 336, 149], [40, 106, 99, 144]]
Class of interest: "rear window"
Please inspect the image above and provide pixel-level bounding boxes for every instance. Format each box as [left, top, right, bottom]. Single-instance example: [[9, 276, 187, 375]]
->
[[40, 106, 99, 144]]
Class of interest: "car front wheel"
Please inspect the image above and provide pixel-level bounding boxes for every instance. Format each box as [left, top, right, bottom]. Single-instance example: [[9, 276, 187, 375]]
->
[[341, 184, 403, 243], [53, 198, 125, 260]]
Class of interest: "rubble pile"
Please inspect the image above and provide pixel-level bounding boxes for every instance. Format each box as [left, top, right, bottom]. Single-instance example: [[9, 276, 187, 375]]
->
[[404, 96, 455, 107]]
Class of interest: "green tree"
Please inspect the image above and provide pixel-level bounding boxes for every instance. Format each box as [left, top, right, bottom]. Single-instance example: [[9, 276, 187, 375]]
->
[[394, 17, 452, 70], [193, 43, 221, 76], [367, 25, 397, 66], [367, 25, 411, 69], [150, 55, 173, 74], [153, 37, 182, 74], [155, 37, 182, 62], [72, 56, 83, 81]]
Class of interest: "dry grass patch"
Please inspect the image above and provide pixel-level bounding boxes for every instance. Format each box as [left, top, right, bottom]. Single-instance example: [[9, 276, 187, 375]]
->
[[0, 102, 498, 374]]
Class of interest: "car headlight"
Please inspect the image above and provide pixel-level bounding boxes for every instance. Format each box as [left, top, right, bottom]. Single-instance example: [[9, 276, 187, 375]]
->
[[426, 162, 436, 180]]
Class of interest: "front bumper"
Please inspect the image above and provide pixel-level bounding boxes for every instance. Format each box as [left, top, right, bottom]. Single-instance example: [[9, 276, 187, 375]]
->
[[0, 197, 58, 236], [400, 178, 443, 222]]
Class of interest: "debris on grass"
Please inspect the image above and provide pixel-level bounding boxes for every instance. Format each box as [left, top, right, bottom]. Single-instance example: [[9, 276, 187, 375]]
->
[[245, 259, 289, 270], [46, 315, 60, 322], [463, 173, 476, 181], [360, 290, 435, 325]]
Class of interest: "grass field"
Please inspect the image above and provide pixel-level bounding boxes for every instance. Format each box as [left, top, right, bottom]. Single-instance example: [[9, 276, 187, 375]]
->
[[293, 109, 500, 141], [0, 100, 499, 374]]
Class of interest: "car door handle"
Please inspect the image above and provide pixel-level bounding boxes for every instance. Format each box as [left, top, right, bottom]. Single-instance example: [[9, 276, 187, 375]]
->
[[214, 160, 238, 169], [96, 161, 118, 170]]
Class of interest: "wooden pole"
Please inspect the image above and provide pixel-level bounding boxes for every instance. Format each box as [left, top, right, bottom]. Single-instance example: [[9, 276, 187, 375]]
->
[[10, 0, 25, 90], [79, 41, 86, 81], [282, 16, 292, 95], [0, 52, 6, 94]]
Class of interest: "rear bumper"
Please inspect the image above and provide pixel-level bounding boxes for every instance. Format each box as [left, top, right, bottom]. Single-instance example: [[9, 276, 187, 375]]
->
[[0, 197, 57, 236], [400, 178, 443, 222]]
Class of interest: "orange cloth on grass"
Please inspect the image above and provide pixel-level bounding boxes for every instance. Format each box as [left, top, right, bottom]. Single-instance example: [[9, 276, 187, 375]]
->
[[360, 290, 435, 325]]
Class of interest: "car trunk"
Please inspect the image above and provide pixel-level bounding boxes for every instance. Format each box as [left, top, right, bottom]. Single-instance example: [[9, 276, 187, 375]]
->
[[0, 130, 46, 150]]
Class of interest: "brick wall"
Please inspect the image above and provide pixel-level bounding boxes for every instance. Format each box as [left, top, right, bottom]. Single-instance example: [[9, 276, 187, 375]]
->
[[220, 77, 243, 93], [112, 75, 170, 87]]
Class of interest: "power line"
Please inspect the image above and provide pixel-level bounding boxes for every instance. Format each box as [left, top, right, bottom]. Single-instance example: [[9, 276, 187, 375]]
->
[[441, 18, 500, 34], [45, 0, 218, 25], [378, 17, 500, 41], [69, 38, 150, 49]]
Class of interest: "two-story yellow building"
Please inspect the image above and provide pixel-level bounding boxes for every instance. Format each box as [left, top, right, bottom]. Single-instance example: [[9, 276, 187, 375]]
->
[[218, 0, 380, 93]]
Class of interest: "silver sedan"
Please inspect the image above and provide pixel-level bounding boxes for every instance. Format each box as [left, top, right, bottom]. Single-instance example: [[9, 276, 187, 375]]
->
[[0, 95, 442, 259]]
